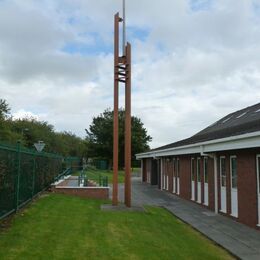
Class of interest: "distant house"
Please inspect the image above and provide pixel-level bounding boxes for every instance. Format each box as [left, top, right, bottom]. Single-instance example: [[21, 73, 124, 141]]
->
[[136, 102, 260, 229]]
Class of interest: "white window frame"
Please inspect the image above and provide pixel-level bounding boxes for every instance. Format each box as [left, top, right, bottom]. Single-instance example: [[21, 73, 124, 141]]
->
[[220, 156, 226, 188], [191, 157, 195, 200], [172, 158, 175, 193], [196, 157, 201, 203], [176, 158, 180, 178], [220, 156, 227, 213], [203, 157, 209, 206], [191, 158, 195, 182], [204, 157, 208, 184], [176, 158, 180, 195], [256, 155, 260, 226], [230, 155, 237, 189], [197, 157, 201, 182], [230, 155, 238, 218]]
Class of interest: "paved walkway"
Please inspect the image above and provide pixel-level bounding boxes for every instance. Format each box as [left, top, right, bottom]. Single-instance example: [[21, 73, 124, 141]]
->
[[115, 177, 260, 260]]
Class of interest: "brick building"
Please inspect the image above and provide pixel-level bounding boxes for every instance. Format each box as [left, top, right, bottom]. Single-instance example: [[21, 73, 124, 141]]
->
[[136, 102, 260, 229]]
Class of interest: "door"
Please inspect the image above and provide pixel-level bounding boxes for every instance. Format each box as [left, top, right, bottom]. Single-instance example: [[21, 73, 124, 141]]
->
[[157, 159, 161, 189], [204, 157, 209, 206], [257, 156, 260, 226], [220, 157, 227, 213], [197, 158, 201, 203], [191, 158, 195, 200], [162, 158, 165, 189], [230, 156, 238, 217], [151, 160, 158, 185], [173, 159, 176, 193], [176, 158, 180, 195], [142, 159, 147, 182]]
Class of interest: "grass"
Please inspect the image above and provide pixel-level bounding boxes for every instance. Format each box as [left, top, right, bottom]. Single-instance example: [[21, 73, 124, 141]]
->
[[73, 168, 141, 184], [0, 194, 233, 260]]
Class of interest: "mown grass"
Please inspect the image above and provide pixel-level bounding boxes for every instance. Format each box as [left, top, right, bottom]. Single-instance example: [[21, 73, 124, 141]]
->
[[0, 194, 233, 260]]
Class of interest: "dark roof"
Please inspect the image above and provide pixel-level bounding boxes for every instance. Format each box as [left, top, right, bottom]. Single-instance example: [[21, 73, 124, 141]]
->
[[150, 102, 260, 152]]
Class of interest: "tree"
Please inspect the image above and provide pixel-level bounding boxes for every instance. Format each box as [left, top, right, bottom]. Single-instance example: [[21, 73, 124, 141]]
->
[[0, 99, 10, 121], [0, 99, 88, 157], [85, 108, 152, 168]]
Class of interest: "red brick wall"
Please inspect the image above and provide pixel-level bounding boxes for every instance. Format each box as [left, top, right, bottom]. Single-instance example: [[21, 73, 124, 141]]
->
[[52, 187, 109, 200], [180, 156, 191, 200], [141, 148, 260, 229], [237, 150, 258, 228], [217, 149, 260, 228]]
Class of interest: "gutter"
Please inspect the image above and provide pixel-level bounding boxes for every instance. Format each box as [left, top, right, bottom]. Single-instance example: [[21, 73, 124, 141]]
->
[[136, 130, 260, 159]]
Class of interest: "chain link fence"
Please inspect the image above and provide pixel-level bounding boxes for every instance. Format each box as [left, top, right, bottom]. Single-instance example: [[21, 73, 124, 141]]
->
[[0, 142, 65, 220]]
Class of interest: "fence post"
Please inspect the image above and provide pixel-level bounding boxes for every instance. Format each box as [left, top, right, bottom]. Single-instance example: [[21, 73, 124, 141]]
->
[[15, 141, 21, 212], [31, 152, 36, 198]]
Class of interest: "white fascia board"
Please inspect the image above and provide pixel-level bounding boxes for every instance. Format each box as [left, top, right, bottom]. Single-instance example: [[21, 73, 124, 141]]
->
[[136, 131, 260, 159]]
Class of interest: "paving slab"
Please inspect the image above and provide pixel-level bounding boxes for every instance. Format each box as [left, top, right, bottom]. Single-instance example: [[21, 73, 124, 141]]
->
[[113, 177, 260, 260]]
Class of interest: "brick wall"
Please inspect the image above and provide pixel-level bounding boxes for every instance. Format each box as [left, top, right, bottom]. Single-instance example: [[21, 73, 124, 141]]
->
[[180, 156, 191, 200], [237, 150, 258, 228], [140, 148, 260, 229], [216, 149, 260, 228], [52, 187, 109, 200]]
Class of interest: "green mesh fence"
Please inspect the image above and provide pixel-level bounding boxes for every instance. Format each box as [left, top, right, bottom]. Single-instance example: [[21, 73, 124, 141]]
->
[[0, 142, 63, 220], [64, 157, 82, 173]]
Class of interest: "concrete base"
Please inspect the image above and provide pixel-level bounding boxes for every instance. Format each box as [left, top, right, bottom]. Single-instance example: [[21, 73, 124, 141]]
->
[[101, 204, 146, 212]]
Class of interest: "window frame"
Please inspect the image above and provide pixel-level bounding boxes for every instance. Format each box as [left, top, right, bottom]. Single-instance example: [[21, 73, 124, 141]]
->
[[197, 157, 201, 182], [191, 158, 195, 181], [220, 156, 226, 187], [257, 155, 260, 196], [204, 157, 208, 184], [230, 156, 237, 189], [176, 158, 180, 178]]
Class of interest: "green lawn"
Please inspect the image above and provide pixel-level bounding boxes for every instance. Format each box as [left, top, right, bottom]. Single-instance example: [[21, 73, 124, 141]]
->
[[0, 194, 233, 260]]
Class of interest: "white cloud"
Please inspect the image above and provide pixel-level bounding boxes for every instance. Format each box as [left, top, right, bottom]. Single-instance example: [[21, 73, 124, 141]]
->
[[13, 109, 41, 120], [0, 0, 260, 149]]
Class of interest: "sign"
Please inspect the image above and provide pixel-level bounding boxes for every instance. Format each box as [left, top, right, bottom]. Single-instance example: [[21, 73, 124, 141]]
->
[[34, 141, 45, 152]]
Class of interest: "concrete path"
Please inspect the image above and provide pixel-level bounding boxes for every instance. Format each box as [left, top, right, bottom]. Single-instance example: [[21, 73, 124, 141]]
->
[[114, 177, 260, 260]]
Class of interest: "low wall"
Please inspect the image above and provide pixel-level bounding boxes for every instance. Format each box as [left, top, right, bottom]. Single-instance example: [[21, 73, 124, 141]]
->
[[52, 186, 109, 200]]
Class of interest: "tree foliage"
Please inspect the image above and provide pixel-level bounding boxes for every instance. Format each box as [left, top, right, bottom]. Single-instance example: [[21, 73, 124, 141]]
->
[[0, 99, 87, 157], [0, 99, 10, 121], [86, 108, 152, 168]]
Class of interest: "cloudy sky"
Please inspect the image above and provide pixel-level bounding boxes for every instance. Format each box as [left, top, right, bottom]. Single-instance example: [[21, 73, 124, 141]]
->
[[1, 0, 260, 148]]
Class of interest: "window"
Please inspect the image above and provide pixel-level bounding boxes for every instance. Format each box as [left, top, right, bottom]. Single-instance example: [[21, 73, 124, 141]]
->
[[220, 157, 226, 187], [204, 157, 208, 183], [257, 156, 260, 194], [230, 157, 237, 189], [172, 158, 175, 176], [222, 117, 232, 124], [176, 159, 180, 178], [197, 158, 201, 182], [191, 158, 195, 181], [236, 112, 247, 118]]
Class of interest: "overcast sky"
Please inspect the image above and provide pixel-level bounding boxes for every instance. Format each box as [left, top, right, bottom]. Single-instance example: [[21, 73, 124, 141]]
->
[[1, 0, 260, 148]]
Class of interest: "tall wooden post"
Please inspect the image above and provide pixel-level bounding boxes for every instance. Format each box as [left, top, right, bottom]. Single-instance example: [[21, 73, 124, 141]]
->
[[113, 13, 120, 206], [124, 43, 131, 207], [113, 4, 132, 208]]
